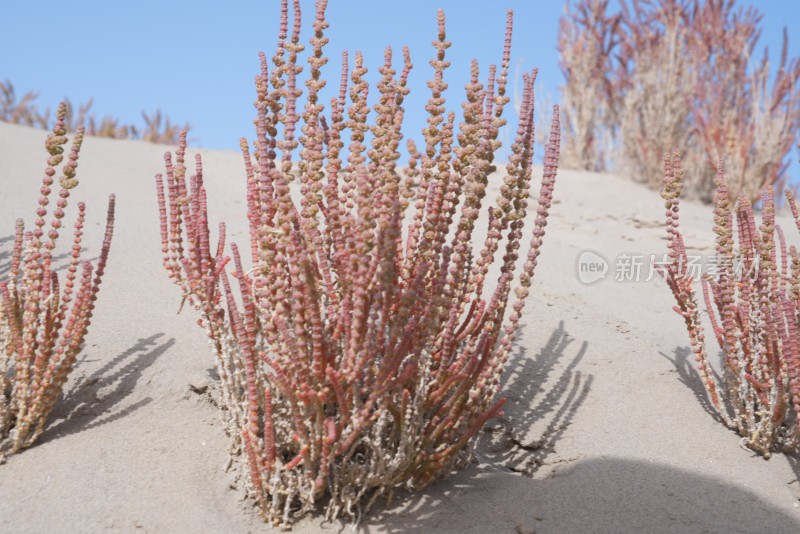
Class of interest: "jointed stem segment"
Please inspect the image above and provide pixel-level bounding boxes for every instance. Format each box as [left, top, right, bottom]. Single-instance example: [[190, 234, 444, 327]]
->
[[156, 1, 560, 526]]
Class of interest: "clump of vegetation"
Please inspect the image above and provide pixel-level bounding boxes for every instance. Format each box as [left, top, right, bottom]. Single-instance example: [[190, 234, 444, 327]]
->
[[559, 0, 800, 202], [1, 103, 115, 461], [661, 150, 800, 457], [1, 79, 190, 145], [156, 0, 561, 526]]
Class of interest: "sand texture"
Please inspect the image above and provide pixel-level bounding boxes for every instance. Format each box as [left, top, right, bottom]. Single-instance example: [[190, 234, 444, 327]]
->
[[1, 120, 799, 533]]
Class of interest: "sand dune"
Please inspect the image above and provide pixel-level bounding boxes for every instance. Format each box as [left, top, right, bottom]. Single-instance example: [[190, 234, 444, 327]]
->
[[1, 120, 799, 533]]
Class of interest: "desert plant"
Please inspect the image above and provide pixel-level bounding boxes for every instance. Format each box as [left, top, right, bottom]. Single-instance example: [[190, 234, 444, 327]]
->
[[0, 79, 190, 145], [557, 0, 620, 171], [0, 80, 48, 129], [661, 150, 800, 457], [138, 109, 189, 144], [687, 7, 799, 202], [0, 103, 115, 461], [156, 0, 560, 525], [559, 0, 800, 202], [616, 0, 697, 189]]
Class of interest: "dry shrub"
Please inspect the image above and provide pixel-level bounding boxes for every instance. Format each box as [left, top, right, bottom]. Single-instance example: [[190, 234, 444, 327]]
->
[[156, 0, 561, 526], [0, 80, 48, 129], [557, 0, 620, 171], [0, 79, 190, 145], [616, 1, 696, 189], [0, 103, 115, 461], [558, 0, 800, 202], [662, 151, 800, 457], [687, 5, 799, 202]]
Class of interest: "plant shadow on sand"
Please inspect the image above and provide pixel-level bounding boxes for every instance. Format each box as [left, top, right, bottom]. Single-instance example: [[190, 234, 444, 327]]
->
[[38, 333, 174, 443], [663, 346, 800, 504], [348, 334, 800, 533], [355, 322, 594, 532], [0, 234, 14, 277], [0, 234, 93, 278], [660, 346, 725, 424], [476, 320, 592, 475], [662, 346, 800, 448], [362, 456, 800, 533]]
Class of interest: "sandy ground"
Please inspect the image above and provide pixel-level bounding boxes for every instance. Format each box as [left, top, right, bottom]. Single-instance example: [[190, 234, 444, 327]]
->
[[1, 120, 799, 533]]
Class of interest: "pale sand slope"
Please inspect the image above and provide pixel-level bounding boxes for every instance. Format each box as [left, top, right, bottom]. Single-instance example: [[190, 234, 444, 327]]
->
[[1, 119, 799, 533]]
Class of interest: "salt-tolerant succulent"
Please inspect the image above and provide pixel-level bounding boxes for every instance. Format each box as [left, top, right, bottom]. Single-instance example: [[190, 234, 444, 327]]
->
[[156, 0, 560, 526], [559, 0, 800, 202], [0, 103, 115, 461], [661, 150, 800, 457]]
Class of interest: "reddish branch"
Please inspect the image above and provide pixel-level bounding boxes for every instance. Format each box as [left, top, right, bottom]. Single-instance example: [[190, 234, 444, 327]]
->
[[156, 1, 560, 526], [1, 103, 115, 459], [662, 150, 800, 457]]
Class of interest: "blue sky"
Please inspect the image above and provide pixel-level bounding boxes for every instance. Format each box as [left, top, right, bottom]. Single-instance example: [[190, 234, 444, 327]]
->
[[1, 1, 798, 167]]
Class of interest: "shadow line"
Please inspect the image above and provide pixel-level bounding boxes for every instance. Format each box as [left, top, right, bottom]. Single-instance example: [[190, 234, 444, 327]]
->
[[40, 333, 174, 443], [0, 238, 93, 279], [477, 321, 592, 475], [363, 457, 800, 533], [0, 233, 14, 277], [362, 322, 593, 531], [658, 346, 724, 424]]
